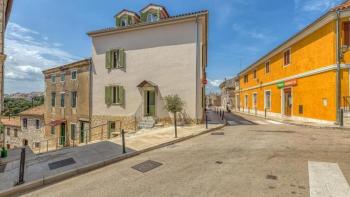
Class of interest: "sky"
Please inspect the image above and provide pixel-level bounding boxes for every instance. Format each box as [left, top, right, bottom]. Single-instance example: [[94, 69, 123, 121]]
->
[[4, 0, 344, 94]]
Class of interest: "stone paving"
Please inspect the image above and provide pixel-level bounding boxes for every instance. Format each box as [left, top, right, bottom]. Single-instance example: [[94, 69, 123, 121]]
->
[[0, 118, 223, 192]]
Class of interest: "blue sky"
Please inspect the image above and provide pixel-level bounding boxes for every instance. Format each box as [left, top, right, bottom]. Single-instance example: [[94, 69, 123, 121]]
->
[[4, 0, 344, 94]]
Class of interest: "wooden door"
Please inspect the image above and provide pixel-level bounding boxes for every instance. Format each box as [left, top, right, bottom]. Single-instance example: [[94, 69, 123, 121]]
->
[[284, 89, 292, 116]]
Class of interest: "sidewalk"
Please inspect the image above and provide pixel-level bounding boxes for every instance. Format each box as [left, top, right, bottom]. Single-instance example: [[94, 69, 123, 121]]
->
[[231, 110, 347, 130], [0, 123, 224, 195]]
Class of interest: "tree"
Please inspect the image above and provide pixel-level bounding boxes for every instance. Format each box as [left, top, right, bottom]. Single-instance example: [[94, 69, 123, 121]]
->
[[164, 95, 185, 138]]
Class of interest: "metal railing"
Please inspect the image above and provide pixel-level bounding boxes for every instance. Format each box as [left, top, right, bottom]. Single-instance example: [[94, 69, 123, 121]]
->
[[32, 122, 123, 154], [343, 96, 350, 112]]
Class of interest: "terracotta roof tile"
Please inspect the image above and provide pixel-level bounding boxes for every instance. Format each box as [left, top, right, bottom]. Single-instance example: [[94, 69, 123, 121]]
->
[[1, 117, 20, 127], [87, 10, 208, 36], [19, 105, 44, 116], [331, 0, 350, 11]]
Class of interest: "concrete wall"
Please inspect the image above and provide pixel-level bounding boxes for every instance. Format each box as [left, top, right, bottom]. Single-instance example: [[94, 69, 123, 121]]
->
[[91, 20, 204, 122]]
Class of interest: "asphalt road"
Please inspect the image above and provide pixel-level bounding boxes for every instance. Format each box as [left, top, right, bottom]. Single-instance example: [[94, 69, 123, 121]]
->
[[21, 113, 350, 197]]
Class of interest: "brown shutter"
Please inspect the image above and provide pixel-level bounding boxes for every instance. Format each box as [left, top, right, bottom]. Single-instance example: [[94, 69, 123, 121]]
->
[[344, 22, 350, 46]]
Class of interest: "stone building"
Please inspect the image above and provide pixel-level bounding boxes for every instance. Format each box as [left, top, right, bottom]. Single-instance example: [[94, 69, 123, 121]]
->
[[87, 4, 208, 132], [0, 105, 45, 150], [0, 0, 13, 114], [219, 77, 238, 111], [42, 59, 91, 147]]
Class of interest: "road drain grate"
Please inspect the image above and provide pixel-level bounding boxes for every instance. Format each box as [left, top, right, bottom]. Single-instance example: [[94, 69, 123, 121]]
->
[[211, 132, 225, 136], [266, 175, 278, 180], [48, 158, 76, 170], [216, 161, 223, 164], [132, 160, 162, 173], [0, 164, 6, 173]]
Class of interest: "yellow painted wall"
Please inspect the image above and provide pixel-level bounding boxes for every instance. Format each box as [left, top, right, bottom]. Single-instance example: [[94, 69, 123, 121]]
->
[[237, 19, 350, 122], [240, 21, 336, 91]]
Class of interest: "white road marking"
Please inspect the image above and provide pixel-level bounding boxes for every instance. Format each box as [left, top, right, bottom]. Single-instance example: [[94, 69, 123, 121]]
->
[[253, 121, 268, 125], [265, 120, 283, 125], [309, 161, 350, 197]]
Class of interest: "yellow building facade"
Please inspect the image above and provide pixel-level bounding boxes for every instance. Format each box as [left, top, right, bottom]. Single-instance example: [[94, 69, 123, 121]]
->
[[237, 1, 350, 124]]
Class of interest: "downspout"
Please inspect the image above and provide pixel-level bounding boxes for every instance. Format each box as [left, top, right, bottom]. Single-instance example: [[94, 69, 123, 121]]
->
[[195, 14, 200, 123], [88, 58, 93, 136], [336, 10, 341, 124]]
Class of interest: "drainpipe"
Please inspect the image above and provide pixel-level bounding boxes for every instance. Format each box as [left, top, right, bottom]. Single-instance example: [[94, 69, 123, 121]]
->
[[336, 10, 341, 125], [88, 58, 93, 136], [195, 14, 200, 123]]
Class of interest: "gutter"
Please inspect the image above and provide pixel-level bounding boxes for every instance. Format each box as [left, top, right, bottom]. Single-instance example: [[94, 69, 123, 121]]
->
[[336, 10, 341, 124], [88, 58, 93, 137], [195, 14, 199, 123]]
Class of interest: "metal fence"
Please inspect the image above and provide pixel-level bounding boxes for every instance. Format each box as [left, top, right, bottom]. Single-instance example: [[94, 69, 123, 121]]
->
[[32, 122, 122, 154]]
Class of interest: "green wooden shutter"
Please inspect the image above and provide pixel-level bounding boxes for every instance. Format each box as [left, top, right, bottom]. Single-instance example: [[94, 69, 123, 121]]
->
[[128, 15, 132, 25], [118, 86, 125, 105], [105, 50, 111, 69], [105, 86, 112, 105], [115, 17, 121, 27], [156, 9, 160, 20], [119, 49, 125, 68], [141, 12, 147, 22]]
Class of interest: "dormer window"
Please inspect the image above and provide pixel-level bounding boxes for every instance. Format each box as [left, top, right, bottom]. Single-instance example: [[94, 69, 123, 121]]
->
[[120, 17, 129, 27], [147, 12, 159, 22]]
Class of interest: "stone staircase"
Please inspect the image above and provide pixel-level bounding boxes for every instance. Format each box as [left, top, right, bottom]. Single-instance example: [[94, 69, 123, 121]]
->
[[344, 112, 350, 126], [138, 116, 156, 129]]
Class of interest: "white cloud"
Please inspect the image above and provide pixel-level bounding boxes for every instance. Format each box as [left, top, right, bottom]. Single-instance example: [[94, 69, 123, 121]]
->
[[209, 79, 223, 87], [4, 23, 81, 93], [232, 23, 268, 40]]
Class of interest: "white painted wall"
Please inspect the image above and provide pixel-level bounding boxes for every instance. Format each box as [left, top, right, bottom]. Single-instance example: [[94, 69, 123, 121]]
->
[[91, 20, 204, 120]]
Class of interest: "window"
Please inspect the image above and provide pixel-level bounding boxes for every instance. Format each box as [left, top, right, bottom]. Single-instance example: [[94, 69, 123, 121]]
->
[[71, 70, 77, 80], [244, 95, 248, 108], [113, 50, 120, 68], [35, 142, 40, 148], [60, 73, 65, 82], [284, 49, 291, 66], [147, 12, 159, 22], [71, 91, 77, 108], [253, 93, 257, 108], [105, 86, 125, 105], [51, 126, 55, 135], [35, 119, 40, 129], [71, 124, 76, 140], [51, 92, 56, 107], [14, 129, 18, 137], [23, 118, 28, 129], [112, 86, 122, 104], [7, 128, 10, 136], [264, 91, 271, 110], [253, 70, 257, 79], [60, 93, 65, 107], [121, 17, 128, 27], [344, 22, 350, 46], [244, 75, 248, 83], [51, 74, 56, 83], [265, 61, 270, 74], [106, 49, 125, 69]]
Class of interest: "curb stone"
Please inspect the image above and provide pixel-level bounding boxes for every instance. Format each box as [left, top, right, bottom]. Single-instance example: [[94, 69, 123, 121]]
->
[[0, 124, 225, 197]]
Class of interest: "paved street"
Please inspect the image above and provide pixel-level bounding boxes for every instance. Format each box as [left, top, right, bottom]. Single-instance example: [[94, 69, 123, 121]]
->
[[20, 113, 350, 197]]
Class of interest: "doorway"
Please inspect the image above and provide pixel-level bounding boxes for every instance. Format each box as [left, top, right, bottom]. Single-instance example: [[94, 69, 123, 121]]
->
[[60, 123, 66, 146], [284, 88, 292, 116], [145, 90, 156, 117], [80, 122, 85, 143]]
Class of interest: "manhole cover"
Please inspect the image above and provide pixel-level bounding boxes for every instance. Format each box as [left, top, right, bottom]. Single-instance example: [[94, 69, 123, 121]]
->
[[48, 158, 76, 170], [211, 132, 225, 136], [132, 160, 162, 173], [0, 164, 6, 173], [266, 175, 278, 180]]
